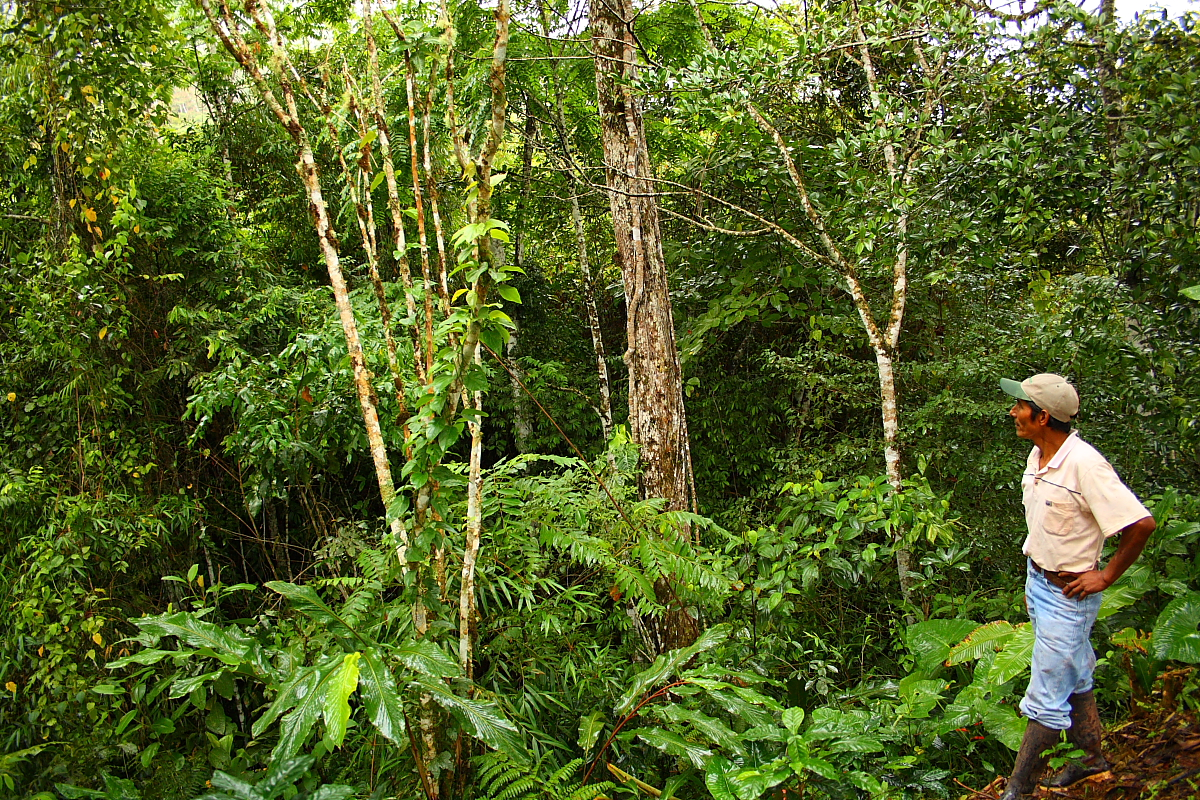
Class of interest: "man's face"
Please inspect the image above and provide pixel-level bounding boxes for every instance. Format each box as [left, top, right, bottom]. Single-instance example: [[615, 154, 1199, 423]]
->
[[1009, 399, 1045, 441]]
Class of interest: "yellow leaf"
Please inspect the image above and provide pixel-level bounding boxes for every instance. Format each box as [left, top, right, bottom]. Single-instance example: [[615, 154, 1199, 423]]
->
[[69, 198, 76, 208], [92, 633, 103, 646], [98, 326, 108, 340], [38, 646, 44, 657], [5, 682, 15, 693], [133, 225, 140, 234], [84, 207, 97, 222], [82, 85, 94, 94], [196, 575, 205, 590], [60, 141, 69, 152], [100, 168, 110, 180], [6, 393, 14, 402]]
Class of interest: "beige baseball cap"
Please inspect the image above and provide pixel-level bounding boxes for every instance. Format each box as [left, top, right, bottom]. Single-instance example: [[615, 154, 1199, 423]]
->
[[1000, 373, 1079, 423]]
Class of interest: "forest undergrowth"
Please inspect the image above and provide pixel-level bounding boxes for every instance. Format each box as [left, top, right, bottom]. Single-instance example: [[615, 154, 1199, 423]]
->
[[2, 0, 1199, 798]]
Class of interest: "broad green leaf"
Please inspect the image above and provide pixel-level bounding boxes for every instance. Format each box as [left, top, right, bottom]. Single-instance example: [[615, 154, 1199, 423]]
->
[[987, 623, 1034, 685], [323, 653, 360, 748], [1151, 591, 1200, 663], [412, 676, 528, 765], [708, 688, 776, 729], [781, 707, 805, 735], [1098, 583, 1149, 620], [496, 284, 521, 304], [828, 734, 885, 753], [135, 613, 253, 661], [791, 755, 838, 780], [947, 621, 1017, 665], [105, 649, 182, 668], [255, 756, 317, 799], [614, 624, 731, 717], [55, 785, 108, 799], [982, 701, 1026, 751], [906, 618, 980, 674], [209, 769, 258, 799], [391, 639, 459, 679], [358, 648, 407, 746], [170, 670, 225, 699], [630, 727, 712, 768], [806, 707, 877, 741], [1181, 284, 1200, 301], [659, 705, 744, 754], [269, 656, 344, 761], [264, 582, 362, 644], [253, 662, 322, 737], [898, 675, 947, 719], [703, 755, 740, 800], [310, 787, 356, 800], [578, 711, 606, 752]]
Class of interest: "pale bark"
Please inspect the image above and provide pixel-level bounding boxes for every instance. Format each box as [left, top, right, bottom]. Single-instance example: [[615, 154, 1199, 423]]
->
[[508, 111, 536, 453], [460, 371, 484, 677], [367, 0, 427, 387], [197, 0, 406, 551], [590, 0, 698, 652], [685, 2, 943, 607], [571, 189, 615, 448], [507, 319, 533, 453]]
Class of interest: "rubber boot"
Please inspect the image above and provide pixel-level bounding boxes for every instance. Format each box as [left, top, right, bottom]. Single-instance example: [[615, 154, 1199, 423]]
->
[[1045, 690, 1109, 788], [1000, 719, 1060, 800]]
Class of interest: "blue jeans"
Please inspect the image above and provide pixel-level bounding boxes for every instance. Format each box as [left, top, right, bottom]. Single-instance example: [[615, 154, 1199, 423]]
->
[[1019, 558, 1103, 731]]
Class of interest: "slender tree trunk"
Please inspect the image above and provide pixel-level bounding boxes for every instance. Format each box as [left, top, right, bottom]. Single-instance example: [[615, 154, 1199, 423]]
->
[[507, 319, 532, 453], [570, 189, 615, 449], [508, 110, 536, 453], [197, 0, 408, 552], [590, 0, 697, 652]]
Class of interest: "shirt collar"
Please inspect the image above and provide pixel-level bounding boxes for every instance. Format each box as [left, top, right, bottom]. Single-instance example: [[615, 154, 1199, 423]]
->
[[1031, 430, 1080, 473], [1045, 430, 1080, 470]]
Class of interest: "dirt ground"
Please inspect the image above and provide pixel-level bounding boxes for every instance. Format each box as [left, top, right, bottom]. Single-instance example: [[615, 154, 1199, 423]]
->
[[964, 707, 1200, 800]]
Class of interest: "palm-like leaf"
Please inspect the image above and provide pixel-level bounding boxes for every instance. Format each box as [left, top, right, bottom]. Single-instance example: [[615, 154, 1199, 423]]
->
[[614, 623, 731, 717], [987, 623, 1034, 685], [412, 676, 529, 765], [1152, 591, 1200, 663], [358, 648, 408, 746], [630, 726, 713, 768], [906, 618, 980, 674], [947, 621, 1017, 665]]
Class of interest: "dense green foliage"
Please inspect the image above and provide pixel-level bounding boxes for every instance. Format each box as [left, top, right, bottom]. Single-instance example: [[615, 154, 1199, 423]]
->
[[2, 0, 1199, 798]]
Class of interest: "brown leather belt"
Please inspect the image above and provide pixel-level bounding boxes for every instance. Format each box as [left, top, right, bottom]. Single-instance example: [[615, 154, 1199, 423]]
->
[[1031, 561, 1079, 591]]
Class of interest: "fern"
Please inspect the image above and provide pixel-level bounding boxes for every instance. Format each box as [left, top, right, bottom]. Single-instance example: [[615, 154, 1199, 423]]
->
[[473, 753, 614, 800]]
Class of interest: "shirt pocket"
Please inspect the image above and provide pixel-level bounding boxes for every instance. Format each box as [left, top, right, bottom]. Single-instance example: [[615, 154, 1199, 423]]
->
[[1042, 499, 1078, 536]]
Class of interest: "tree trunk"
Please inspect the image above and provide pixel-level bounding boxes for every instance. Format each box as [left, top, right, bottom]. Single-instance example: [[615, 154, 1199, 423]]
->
[[590, 0, 697, 652], [570, 188, 615, 449]]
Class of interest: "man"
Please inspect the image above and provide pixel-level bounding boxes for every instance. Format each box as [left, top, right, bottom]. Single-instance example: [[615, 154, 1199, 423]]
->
[[997, 373, 1156, 800]]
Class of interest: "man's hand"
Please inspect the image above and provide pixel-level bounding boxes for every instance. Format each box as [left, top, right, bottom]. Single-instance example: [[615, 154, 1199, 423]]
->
[[1063, 515, 1156, 600], [1063, 570, 1110, 599]]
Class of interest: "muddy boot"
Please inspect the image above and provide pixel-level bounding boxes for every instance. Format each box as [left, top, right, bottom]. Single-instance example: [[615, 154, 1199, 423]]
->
[[1045, 690, 1109, 788], [1000, 719, 1060, 800]]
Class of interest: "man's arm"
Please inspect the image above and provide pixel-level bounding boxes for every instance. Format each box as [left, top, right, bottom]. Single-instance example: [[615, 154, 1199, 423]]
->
[[1063, 515, 1157, 599]]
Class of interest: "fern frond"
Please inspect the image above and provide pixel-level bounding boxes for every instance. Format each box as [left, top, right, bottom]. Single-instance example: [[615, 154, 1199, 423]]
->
[[565, 783, 616, 800]]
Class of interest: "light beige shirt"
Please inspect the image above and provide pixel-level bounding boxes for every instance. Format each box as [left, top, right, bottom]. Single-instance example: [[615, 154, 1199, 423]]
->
[[1021, 431, 1151, 573]]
